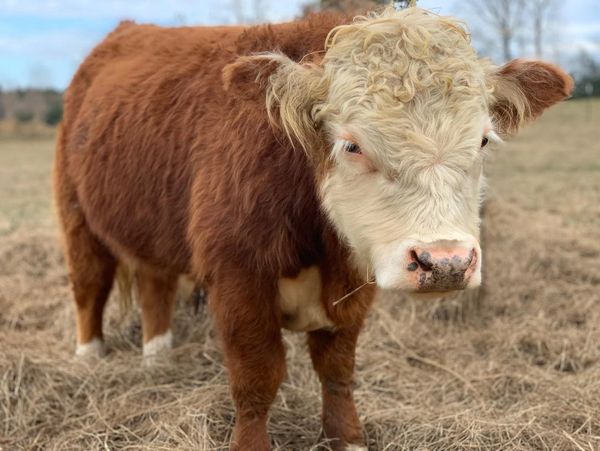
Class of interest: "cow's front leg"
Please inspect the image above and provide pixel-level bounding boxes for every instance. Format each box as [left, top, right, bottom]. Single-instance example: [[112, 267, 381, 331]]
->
[[210, 270, 285, 451], [308, 326, 365, 451]]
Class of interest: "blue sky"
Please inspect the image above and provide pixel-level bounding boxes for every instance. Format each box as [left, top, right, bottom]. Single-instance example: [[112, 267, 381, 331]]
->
[[1, 0, 598, 89]]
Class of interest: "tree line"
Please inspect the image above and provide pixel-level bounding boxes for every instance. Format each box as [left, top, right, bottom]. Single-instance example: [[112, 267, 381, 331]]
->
[[0, 88, 63, 126]]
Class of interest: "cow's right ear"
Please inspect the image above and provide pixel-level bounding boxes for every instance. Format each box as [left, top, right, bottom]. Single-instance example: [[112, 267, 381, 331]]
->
[[222, 53, 328, 152]]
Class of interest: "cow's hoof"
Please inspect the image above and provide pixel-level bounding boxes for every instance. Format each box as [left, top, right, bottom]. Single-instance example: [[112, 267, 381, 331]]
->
[[142, 330, 173, 366], [75, 337, 107, 358]]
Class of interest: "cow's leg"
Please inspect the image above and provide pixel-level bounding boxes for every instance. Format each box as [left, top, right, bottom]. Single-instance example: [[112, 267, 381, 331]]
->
[[54, 146, 116, 357], [210, 270, 285, 451], [64, 229, 116, 357], [308, 326, 365, 451], [136, 266, 178, 361]]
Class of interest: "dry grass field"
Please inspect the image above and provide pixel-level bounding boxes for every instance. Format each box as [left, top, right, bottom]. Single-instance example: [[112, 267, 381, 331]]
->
[[1, 100, 599, 450]]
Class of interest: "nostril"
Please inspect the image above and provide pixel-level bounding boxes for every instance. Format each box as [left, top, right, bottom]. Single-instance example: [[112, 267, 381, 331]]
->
[[466, 248, 477, 270], [407, 259, 419, 272], [465, 249, 475, 266], [410, 249, 434, 271]]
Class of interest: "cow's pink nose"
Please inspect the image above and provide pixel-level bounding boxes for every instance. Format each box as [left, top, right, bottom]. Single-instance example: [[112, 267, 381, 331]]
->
[[406, 243, 477, 292]]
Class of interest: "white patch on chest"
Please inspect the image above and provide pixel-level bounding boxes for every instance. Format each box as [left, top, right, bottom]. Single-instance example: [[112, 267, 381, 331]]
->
[[278, 266, 334, 332]]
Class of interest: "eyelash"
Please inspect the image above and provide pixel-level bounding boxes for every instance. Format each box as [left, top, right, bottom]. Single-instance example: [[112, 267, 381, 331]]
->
[[342, 141, 361, 154]]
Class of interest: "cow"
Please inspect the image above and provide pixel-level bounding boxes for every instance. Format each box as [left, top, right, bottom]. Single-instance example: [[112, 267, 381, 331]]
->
[[54, 7, 573, 450]]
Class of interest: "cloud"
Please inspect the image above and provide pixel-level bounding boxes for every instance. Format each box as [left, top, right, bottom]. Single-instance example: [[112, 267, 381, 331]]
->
[[0, 28, 100, 60], [1, 0, 196, 21], [561, 21, 600, 36], [0, 0, 307, 88], [0, 0, 303, 24]]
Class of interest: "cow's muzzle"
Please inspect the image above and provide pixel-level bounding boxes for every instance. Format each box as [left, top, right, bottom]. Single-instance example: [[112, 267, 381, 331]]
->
[[405, 241, 479, 292]]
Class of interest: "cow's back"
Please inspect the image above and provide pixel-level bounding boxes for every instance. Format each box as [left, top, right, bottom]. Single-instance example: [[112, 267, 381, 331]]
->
[[60, 14, 346, 275]]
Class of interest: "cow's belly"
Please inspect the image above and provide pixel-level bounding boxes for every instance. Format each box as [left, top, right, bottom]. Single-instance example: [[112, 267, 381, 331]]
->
[[277, 266, 334, 332]]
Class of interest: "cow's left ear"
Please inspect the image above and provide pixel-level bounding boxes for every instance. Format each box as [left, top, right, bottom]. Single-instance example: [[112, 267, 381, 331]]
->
[[222, 55, 281, 102], [223, 53, 328, 152], [489, 59, 574, 134]]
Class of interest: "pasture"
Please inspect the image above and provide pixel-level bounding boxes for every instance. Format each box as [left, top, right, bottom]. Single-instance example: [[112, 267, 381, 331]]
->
[[1, 99, 599, 450]]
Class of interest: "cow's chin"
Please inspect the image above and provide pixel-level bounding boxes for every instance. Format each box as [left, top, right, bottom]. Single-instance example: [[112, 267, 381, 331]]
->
[[404, 290, 459, 301], [371, 288, 468, 301], [376, 284, 479, 301]]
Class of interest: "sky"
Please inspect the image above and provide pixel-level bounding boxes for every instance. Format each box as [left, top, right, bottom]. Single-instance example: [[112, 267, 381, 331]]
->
[[0, 0, 599, 89]]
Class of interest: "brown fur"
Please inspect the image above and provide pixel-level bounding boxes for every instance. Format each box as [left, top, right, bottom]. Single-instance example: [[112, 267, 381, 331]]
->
[[54, 11, 571, 450], [136, 265, 178, 343]]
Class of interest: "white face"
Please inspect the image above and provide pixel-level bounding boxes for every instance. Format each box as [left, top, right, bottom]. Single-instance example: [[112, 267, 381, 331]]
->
[[318, 103, 493, 292], [258, 8, 570, 293], [309, 8, 495, 292]]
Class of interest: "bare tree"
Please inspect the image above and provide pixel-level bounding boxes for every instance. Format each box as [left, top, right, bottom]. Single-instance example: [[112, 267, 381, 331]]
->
[[28, 63, 53, 89], [251, 0, 267, 23], [304, 0, 415, 16], [229, 0, 268, 24], [319, 0, 387, 11], [396, 0, 417, 8], [0, 88, 5, 121], [571, 49, 600, 98], [529, 0, 556, 58], [463, 0, 526, 62], [230, 0, 245, 23]]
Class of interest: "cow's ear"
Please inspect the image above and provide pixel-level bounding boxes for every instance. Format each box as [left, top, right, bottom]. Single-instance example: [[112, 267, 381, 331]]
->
[[223, 53, 327, 151], [222, 55, 281, 102], [489, 59, 573, 134]]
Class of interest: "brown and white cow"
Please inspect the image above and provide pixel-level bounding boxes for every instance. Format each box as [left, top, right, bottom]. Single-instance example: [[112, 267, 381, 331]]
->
[[54, 7, 572, 450]]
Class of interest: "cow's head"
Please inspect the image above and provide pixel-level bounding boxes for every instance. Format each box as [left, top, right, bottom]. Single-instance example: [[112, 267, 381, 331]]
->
[[224, 8, 573, 295]]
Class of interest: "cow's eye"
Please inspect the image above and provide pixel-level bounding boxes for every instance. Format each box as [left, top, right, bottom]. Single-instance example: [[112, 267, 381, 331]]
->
[[481, 137, 489, 148], [343, 142, 361, 154]]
